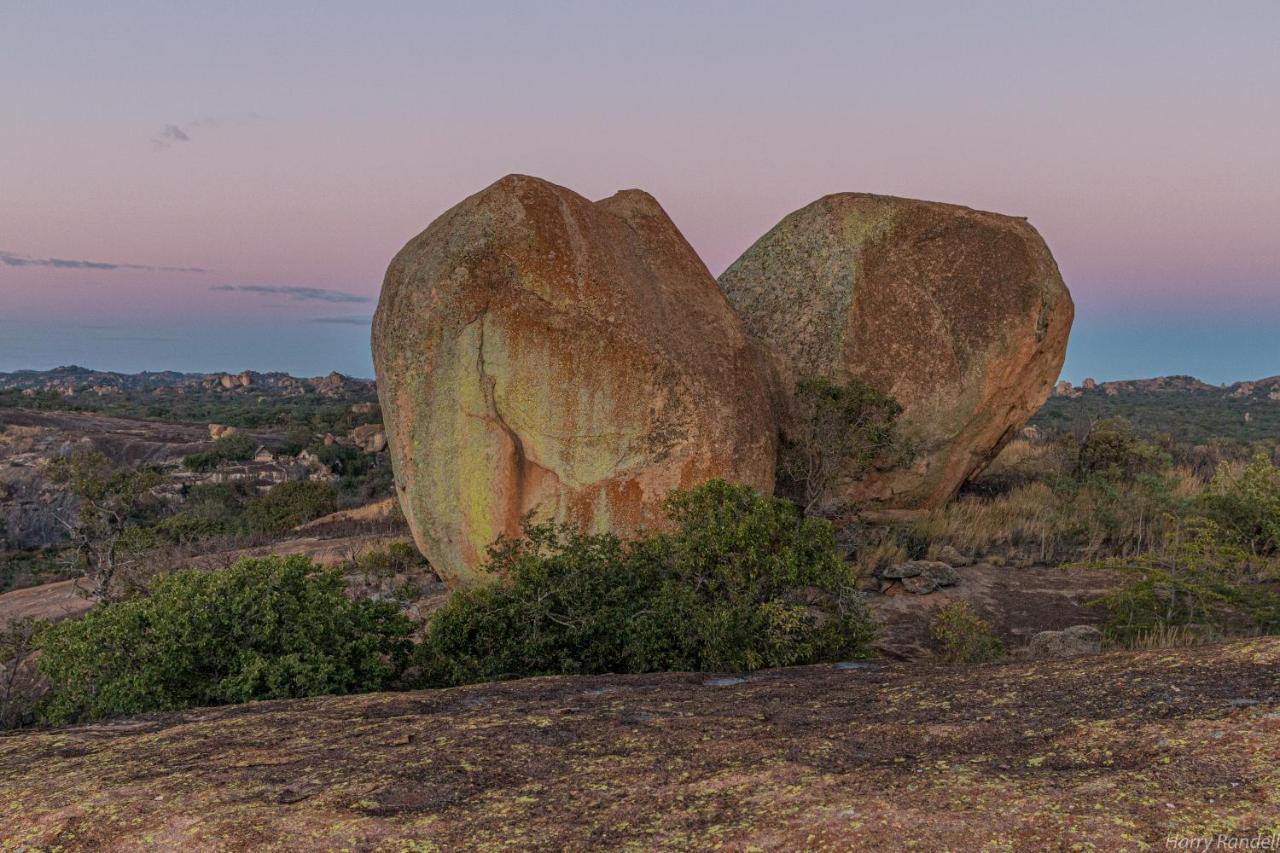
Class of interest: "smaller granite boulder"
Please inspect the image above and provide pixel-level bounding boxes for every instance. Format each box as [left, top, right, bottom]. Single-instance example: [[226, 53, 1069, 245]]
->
[[935, 546, 972, 567], [920, 562, 959, 587], [350, 423, 387, 454], [901, 574, 937, 595], [881, 561, 923, 580], [1025, 625, 1103, 659]]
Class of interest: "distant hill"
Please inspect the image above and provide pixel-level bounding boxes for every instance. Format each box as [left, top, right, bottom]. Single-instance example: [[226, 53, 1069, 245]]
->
[[0, 366, 379, 430], [0, 365, 373, 398], [1032, 374, 1280, 445]]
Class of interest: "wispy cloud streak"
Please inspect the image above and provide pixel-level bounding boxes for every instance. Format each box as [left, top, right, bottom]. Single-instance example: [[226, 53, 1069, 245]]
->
[[0, 250, 207, 273], [151, 113, 266, 149], [210, 285, 372, 304], [151, 124, 190, 149], [308, 315, 374, 325]]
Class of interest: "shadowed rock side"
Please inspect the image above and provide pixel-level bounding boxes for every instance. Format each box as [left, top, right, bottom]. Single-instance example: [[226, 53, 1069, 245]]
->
[[719, 193, 1073, 509], [372, 175, 776, 586]]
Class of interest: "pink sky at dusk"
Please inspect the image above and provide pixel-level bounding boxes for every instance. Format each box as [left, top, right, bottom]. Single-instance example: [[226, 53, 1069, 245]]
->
[[1, 2, 1277, 381]]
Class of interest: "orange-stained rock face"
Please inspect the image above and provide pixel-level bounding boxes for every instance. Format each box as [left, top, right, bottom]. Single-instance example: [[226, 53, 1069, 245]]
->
[[719, 193, 1073, 509], [372, 175, 777, 586]]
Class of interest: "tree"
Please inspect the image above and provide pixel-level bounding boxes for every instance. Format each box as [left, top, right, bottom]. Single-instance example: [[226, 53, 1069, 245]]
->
[[243, 480, 338, 533], [1077, 417, 1166, 481], [0, 617, 41, 729], [46, 449, 163, 601], [777, 377, 903, 515]]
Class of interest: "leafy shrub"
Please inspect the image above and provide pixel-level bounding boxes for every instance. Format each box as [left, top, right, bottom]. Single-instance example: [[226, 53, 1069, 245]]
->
[[929, 601, 1004, 663], [243, 480, 338, 533], [1091, 516, 1280, 645], [777, 377, 902, 515], [1205, 451, 1280, 555], [1078, 418, 1168, 480], [416, 480, 874, 687], [354, 541, 426, 577], [182, 432, 256, 472], [37, 556, 413, 724]]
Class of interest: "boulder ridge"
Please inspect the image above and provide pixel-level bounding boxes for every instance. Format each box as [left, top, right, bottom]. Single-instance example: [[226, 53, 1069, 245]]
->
[[372, 175, 776, 586], [718, 193, 1073, 509]]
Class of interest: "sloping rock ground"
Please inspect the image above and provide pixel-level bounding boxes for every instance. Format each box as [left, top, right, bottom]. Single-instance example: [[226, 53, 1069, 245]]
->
[[867, 563, 1124, 659], [1, 638, 1276, 850], [0, 578, 94, 625], [0, 532, 447, 629]]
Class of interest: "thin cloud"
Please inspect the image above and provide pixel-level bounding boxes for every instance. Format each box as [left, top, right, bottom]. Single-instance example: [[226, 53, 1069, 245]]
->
[[0, 250, 208, 273], [151, 124, 190, 149], [212, 285, 373, 304], [308, 315, 374, 325], [151, 113, 265, 150]]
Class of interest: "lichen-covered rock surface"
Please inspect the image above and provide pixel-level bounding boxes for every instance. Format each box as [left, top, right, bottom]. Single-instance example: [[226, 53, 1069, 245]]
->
[[719, 193, 1073, 508], [372, 175, 775, 585], [2, 639, 1276, 849]]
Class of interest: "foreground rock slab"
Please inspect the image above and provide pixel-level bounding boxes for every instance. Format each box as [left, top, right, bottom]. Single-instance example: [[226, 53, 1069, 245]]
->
[[373, 175, 775, 585], [719, 193, 1073, 508], [2, 639, 1277, 849]]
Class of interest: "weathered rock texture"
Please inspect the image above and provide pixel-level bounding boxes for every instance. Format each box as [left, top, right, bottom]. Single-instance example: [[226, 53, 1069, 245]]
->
[[372, 175, 776, 586], [719, 194, 1073, 508]]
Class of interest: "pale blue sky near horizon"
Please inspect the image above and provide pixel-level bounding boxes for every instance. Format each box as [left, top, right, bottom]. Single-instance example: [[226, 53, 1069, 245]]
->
[[2, 1, 1277, 384]]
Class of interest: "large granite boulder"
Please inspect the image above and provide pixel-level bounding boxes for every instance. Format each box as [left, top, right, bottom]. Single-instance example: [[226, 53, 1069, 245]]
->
[[719, 193, 1073, 509], [372, 175, 776, 586]]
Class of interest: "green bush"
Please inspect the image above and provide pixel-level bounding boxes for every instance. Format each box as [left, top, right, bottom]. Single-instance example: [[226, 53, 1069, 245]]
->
[[182, 432, 256, 472], [1078, 418, 1168, 481], [777, 377, 902, 515], [1091, 516, 1280, 645], [416, 480, 874, 687], [1205, 451, 1280, 555], [929, 601, 1004, 663], [36, 556, 413, 724], [243, 480, 338, 533], [354, 541, 427, 577]]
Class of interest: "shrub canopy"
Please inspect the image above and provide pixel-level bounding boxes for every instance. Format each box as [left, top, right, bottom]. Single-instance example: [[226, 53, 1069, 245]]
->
[[417, 480, 874, 687], [37, 555, 412, 724]]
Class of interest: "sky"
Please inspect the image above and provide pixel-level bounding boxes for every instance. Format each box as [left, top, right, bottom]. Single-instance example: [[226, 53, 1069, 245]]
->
[[1, 1, 1277, 383]]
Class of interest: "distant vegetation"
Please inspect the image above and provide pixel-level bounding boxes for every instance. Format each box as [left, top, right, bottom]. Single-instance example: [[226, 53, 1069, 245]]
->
[[181, 432, 256, 472], [1032, 386, 1280, 446], [0, 366, 379, 435]]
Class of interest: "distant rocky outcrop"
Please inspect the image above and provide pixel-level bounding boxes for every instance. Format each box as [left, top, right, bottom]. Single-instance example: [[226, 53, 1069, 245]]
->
[[349, 423, 386, 454], [372, 175, 776, 586], [0, 366, 374, 401], [719, 193, 1074, 509]]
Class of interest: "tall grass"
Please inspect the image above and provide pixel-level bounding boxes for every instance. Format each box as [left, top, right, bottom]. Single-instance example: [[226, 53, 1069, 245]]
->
[[902, 440, 1206, 567]]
